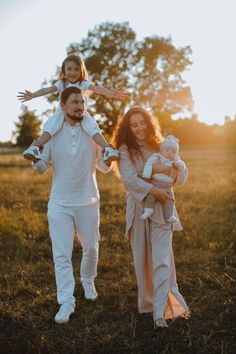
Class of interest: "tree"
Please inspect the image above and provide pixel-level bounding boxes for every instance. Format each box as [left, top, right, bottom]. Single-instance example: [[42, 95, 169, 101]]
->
[[68, 22, 137, 135], [224, 115, 236, 145], [132, 36, 193, 116], [13, 106, 42, 147], [45, 22, 193, 135]]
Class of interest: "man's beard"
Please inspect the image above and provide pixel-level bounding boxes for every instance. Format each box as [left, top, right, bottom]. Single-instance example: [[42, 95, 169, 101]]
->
[[66, 112, 84, 122]]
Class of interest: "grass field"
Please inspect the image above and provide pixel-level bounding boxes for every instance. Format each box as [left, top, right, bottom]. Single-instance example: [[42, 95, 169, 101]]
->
[[0, 146, 235, 354]]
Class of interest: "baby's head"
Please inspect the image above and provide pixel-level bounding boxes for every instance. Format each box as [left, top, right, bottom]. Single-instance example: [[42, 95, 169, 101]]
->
[[160, 135, 179, 161]]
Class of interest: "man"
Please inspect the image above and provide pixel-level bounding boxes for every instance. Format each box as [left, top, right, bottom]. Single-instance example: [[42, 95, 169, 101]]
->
[[32, 87, 111, 324]]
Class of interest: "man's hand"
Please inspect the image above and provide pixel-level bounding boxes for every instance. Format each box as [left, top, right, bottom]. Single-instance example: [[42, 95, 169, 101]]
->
[[150, 186, 168, 203]]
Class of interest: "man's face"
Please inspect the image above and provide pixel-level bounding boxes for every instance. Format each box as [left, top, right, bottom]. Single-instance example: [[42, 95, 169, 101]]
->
[[61, 93, 85, 122]]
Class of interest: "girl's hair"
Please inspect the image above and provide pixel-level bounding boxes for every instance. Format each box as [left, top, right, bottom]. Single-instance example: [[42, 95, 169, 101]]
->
[[111, 106, 163, 165], [59, 53, 89, 83]]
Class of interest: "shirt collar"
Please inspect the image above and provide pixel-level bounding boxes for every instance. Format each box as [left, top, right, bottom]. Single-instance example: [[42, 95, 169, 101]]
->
[[64, 121, 81, 128]]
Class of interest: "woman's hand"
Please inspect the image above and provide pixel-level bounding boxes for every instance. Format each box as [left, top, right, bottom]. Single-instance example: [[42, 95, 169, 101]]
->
[[149, 186, 168, 203]]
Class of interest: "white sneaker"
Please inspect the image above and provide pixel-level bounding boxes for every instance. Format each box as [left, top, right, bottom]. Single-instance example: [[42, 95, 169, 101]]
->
[[154, 318, 168, 328], [23, 145, 41, 160], [55, 303, 75, 324], [140, 208, 154, 220], [103, 146, 119, 162], [82, 280, 98, 301], [167, 215, 178, 224]]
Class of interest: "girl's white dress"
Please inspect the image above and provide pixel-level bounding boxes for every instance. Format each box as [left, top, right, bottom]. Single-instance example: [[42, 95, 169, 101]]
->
[[43, 80, 100, 137]]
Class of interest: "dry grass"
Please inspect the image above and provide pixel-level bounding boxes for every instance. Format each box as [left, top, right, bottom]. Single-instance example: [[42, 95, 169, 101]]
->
[[0, 146, 235, 354]]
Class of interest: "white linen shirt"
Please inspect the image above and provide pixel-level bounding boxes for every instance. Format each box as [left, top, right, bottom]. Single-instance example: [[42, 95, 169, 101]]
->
[[33, 121, 111, 206]]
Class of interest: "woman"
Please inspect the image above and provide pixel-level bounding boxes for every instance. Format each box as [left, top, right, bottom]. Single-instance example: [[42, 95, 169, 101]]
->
[[111, 106, 189, 328]]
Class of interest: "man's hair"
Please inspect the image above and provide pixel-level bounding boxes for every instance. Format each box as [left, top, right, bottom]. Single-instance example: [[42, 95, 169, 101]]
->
[[60, 87, 82, 104]]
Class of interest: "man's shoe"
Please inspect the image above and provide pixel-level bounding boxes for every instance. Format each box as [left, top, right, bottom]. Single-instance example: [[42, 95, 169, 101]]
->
[[103, 147, 119, 162], [82, 280, 98, 301], [55, 303, 75, 324], [23, 145, 41, 160]]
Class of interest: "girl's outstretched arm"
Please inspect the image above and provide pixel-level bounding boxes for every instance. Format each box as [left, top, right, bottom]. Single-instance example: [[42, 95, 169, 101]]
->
[[88, 85, 129, 102], [17, 85, 58, 102]]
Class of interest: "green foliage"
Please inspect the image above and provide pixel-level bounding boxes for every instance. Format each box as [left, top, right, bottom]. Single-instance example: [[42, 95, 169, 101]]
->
[[47, 22, 193, 135], [20, 21, 235, 145], [13, 106, 42, 147], [69, 22, 138, 134]]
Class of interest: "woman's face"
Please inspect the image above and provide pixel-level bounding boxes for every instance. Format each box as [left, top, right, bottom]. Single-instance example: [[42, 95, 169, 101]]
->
[[129, 113, 148, 143]]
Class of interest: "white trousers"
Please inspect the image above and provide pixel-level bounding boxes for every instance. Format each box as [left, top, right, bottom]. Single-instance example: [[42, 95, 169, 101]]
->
[[47, 200, 100, 305]]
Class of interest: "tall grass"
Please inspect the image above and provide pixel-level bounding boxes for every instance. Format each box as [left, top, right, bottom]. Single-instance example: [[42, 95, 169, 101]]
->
[[0, 146, 235, 353]]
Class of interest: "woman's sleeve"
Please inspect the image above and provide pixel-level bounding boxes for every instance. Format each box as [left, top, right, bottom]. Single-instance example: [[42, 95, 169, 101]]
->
[[174, 164, 188, 185], [118, 145, 153, 202]]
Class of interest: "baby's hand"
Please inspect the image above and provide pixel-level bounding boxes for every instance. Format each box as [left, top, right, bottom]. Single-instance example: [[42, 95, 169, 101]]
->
[[17, 90, 33, 102], [112, 88, 129, 102], [173, 159, 186, 170]]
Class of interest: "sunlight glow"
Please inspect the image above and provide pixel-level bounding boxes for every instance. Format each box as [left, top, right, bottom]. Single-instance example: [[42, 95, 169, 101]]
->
[[0, 0, 235, 141]]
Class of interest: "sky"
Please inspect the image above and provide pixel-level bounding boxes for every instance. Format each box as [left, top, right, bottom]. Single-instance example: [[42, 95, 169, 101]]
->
[[0, 0, 235, 141]]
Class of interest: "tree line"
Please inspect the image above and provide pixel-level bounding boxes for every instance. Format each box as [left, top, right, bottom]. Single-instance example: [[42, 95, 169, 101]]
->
[[12, 22, 236, 147]]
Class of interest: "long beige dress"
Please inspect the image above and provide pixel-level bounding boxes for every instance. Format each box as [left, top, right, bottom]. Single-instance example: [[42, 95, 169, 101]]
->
[[118, 144, 189, 320]]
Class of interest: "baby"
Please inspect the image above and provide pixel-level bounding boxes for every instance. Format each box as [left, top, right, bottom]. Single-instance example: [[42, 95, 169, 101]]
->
[[141, 135, 186, 223]]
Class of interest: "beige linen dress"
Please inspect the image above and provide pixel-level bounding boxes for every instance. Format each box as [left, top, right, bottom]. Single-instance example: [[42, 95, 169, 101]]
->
[[118, 144, 189, 320]]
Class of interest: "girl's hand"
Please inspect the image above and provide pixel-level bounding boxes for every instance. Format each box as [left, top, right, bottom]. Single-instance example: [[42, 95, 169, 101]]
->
[[112, 88, 129, 102], [150, 186, 168, 203], [17, 90, 34, 102]]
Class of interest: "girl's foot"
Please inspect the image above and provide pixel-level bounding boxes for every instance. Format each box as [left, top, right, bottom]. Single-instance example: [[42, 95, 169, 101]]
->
[[23, 145, 41, 160], [154, 318, 168, 328], [103, 146, 119, 162]]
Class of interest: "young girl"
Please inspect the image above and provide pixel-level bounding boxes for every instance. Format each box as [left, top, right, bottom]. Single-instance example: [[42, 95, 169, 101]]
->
[[17, 53, 129, 161]]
